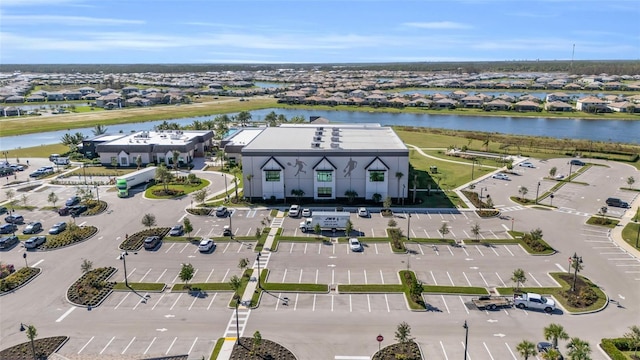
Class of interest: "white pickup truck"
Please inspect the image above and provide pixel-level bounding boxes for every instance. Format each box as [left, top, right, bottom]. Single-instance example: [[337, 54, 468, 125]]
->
[[513, 293, 556, 313]]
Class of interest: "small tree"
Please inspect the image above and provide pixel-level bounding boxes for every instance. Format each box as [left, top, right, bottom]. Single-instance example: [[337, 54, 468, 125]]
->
[[238, 258, 249, 274], [516, 340, 537, 360], [518, 186, 529, 201], [5, 189, 15, 210], [136, 155, 142, 170], [544, 323, 569, 349], [47, 191, 59, 208], [566, 337, 591, 360], [179, 263, 195, 288], [345, 220, 354, 236], [530, 228, 543, 240], [624, 325, 640, 357], [255, 227, 262, 240], [21, 193, 29, 207], [627, 176, 636, 189], [549, 166, 557, 178], [598, 206, 608, 221], [471, 222, 481, 241], [511, 268, 527, 291], [540, 348, 562, 360], [183, 217, 193, 238], [439, 222, 449, 239], [141, 213, 156, 228], [81, 259, 93, 273], [251, 330, 262, 356], [383, 196, 392, 209], [388, 219, 397, 228], [111, 157, 118, 175], [229, 275, 242, 303], [394, 321, 413, 353], [314, 223, 322, 239], [26, 324, 38, 360], [192, 188, 208, 206]]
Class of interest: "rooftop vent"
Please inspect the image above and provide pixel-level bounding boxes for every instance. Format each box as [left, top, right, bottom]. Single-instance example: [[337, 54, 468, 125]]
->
[[314, 136, 322, 142], [311, 142, 321, 148], [315, 130, 323, 136], [317, 126, 324, 131], [330, 142, 340, 148], [331, 136, 340, 142]]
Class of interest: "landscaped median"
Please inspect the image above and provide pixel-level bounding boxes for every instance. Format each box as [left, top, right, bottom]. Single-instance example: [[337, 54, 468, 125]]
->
[[0, 267, 41, 294], [113, 282, 166, 291], [496, 272, 607, 313]]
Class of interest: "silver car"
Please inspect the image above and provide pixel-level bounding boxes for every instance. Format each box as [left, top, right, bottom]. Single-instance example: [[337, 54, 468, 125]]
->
[[24, 236, 46, 249]]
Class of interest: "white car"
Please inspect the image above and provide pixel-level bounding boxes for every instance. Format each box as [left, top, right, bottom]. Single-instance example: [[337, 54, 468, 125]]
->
[[301, 208, 311, 217], [349, 238, 363, 252], [518, 162, 535, 168], [492, 173, 511, 181], [357, 207, 369, 217], [198, 239, 215, 252], [288, 205, 300, 217]]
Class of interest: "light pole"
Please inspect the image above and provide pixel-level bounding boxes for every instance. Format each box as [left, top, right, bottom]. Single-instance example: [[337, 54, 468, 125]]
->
[[535, 181, 541, 204], [568, 162, 573, 181], [463, 320, 469, 360], [228, 211, 234, 240], [1, 151, 8, 163], [256, 251, 262, 289], [23, 252, 27, 268], [222, 173, 228, 203], [94, 185, 100, 203], [407, 213, 411, 243], [571, 252, 583, 292], [471, 160, 476, 181], [19, 322, 37, 360], [635, 218, 640, 249], [119, 251, 129, 288]]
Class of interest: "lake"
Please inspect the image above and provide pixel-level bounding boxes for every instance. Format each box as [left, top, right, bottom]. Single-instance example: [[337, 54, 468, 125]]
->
[[1, 108, 638, 151]]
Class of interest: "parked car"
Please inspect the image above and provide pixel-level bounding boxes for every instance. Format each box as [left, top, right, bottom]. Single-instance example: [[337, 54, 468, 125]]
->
[[518, 161, 535, 168], [169, 225, 184, 236], [198, 238, 216, 252], [569, 159, 585, 166], [215, 206, 229, 217], [0, 223, 17, 234], [10, 164, 24, 171], [0, 207, 7, 215], [69, 205, 88, 216], [492, 173, 510, 181], [288, 205, 300, 217], [554, 174, 565, 180], [5, 214, 24, 224], [65, 196, 81, 206], [606, 197, 629, 208], [537, 342, 564, 360], [29, 170, 45, 178], [349, 238, 363, 252], [22, 222, 42, 234], [0, 235, 19, 249], [24, 236, 46, 249], [357, 207, 369, 217], [301, 208, 312, 217], [143, 236, 161, 250], [222, 225, 232, 237], [48, 222, 67, 235]]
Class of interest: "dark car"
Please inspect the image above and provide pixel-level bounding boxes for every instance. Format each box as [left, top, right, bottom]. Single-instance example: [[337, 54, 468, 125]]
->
[[569, 159, 585, 166], [24, 236, 46, 249], [0, 235, 19, 249], [4, 214, 24, 224], [606, 197, 629, 208], [22, 222, 42, 234], [143, 236, 161, 250], [169, 225, 184, 236], [29, 170, 45, 178], [48, 222, 67, 235], [537, 342, 564, 360], [0, 207, 7, 215], [65, 196, 81, 206], [0, 223, 17, 234], [70, 205, 88, 216]]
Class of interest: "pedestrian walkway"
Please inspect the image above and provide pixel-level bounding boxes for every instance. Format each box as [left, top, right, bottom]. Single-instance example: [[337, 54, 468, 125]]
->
[[610, 193, 640, 258]]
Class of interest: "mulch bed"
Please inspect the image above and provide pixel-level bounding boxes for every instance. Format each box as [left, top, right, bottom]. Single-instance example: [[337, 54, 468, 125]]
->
[[372, 341, 422, 360], [230, 337, 297, 360], [0, 336, 68, 360]]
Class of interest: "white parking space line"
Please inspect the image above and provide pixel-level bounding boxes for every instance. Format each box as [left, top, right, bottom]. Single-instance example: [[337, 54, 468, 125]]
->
[[155, 269, 167, 283], [446, 271, 454, 285], [166, 337, 178, 355], [282, 269, 288, 282], [374, 243, 379, 254], [207, 293, 217, 310], [315, 269, 319, 284], [289, 243, 294, 254], [205, 268, 215, 282], [450, 230, 456, 237], [144, 337, 156, 355], [504, 245, 515, 256], [475, 246, 484, 257], [188, 295, 198, 310], [463, 272, 472, 286], [367, 295, 372, 312], [78, 336, 94, 354], [479, 272, 489, 287], [490, 246, 499, 256], [170, 293, 183, 310], [371, 228, 375, 237], [505, 342, 518, 359], [223, 243, 231, 253], [100, 336, 115, 355], [380, 270, 385, 284], [418, 244, 425, 255], [447, 246, 454, 256], [56, 306, 76, 322], [298, 269, 303, 283], [236, 243, 242, 253], [459, 296, 469, 314], [349, 295, 352, 312], [495, 272, 507, 287], [463, 230, 470, 238], [188, 337, 199, 354], [318, 243, 322, 254], [431, 271, 437, 285], [151, 294, 165, 310], [332, 269, 335, 284], [139, 268, 152, 282], [115, 293, 131, 310], [331, 295, 334, 312], [439, 341, 449, 360], [364, 270, 368, 284], [348, 270, 351, 284], [122, 337, 136, 354], [483, 342, 495, 360], [165, 243, 176, 253], [221, 269, 230, 283], [294, 294, 299, 311], [462, 212, 469, 219], [490, 230, 499, 239], [528, 272, 542, 287], [304, 243, 308, 254], [441, 295, 450, 313], [384, 294, 390, 312]]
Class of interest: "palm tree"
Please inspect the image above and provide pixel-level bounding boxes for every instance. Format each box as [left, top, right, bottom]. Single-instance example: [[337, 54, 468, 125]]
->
[[516, 340, 537, 360], [566, 337, 591, 360], [92, 124, 108, 136], [625, 325, 640, 357], [171, 150, 180, 172], [395, 171, 404, 204], [541, 348, 562, 360], [544, 323, 569, 349], [246, 174, 253, 201], [344, 190, 358, 203]]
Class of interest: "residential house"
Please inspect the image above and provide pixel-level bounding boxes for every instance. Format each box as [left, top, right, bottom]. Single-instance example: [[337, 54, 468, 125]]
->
[[483, 99, 511, 111], [2, 106, 21, 116], [449, 90, 468, 100], [513, 100, 540, 112], [576, 96, 608, 112], [77, 86, 96, 95], [364, 94, 388, 105], [545, 92, 571, 103], [545, 101, 574, 112], [4, 95, 24, 103], [607, 101, 637, 113], [121, 86, 140, 95], [563, 83, 583, 90], [46, 92, 65, 101], [99, 88, 116, 96], [433, 98, 457, 109], [96, 93, 122, 108], [83, 93, 100, 101], [26, 94, 45, 102], [63, 90, 82, 100], [459, 95, 483, 108]]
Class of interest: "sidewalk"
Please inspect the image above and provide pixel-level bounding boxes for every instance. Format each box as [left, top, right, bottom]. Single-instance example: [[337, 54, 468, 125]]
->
[[610, 194, 640, 257]]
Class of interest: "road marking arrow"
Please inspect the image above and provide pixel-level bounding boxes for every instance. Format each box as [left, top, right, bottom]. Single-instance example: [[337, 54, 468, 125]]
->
[[164, 314, 175, 318], [487, 319, 498, 323], [188, 255, 195, 258], [156, 328, 168, 332], [328, 256, 337, 259], [470, 266, 479, 269], [465, 258, 474, 261], [619, 294, 626, 300], [493, 333, 506, 337], [327, 264, 336, 267]]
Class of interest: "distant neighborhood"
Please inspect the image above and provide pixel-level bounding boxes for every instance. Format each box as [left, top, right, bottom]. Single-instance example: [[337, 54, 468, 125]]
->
[[1, 69, 639, 117]]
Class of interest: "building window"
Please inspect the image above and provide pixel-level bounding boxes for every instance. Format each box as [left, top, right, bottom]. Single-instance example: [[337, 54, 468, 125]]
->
[[316, 170, 333, 182], [317, 187, 332, 198], [265, 170, 280, 182], [369, 171, 385, 182]]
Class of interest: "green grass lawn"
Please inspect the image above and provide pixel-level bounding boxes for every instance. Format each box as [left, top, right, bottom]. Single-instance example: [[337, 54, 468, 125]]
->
[[622, 222, 640, 249]]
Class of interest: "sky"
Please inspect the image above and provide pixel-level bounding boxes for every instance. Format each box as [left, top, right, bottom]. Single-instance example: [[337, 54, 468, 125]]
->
[[0, 0, 639, 64]]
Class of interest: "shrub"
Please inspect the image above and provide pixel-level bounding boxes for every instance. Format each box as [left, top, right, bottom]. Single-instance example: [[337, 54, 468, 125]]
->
[[41, 226, 97, 249], [119, 227, 170, 251], [600, 338, 628, 360]]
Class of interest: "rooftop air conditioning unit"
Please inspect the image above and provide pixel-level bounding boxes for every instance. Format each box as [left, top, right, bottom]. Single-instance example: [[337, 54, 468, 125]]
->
[[314, 136, 322, 141], [331, 136, 340, 142], [330, 142, 340, 148], [315, 131, 323, 136], [311, 142, 321, 148], [317, 127, 324, 131]]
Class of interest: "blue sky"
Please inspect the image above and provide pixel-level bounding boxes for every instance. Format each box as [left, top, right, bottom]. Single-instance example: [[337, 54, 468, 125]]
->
[[1, 0, 638, 64]]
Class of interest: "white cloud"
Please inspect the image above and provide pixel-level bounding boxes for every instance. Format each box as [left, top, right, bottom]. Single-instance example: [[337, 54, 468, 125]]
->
[[2, 14, 144, 26], [402, 21, 472, 30]]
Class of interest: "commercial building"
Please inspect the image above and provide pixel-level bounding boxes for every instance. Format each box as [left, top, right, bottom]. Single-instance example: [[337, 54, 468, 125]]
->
[[241, 124, 409, 202]]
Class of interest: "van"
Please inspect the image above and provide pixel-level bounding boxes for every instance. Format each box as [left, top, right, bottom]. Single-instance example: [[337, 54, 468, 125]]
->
[[606, 197, 629, 208], [53, 157, 70, 165], [49, 154, 61, 162]]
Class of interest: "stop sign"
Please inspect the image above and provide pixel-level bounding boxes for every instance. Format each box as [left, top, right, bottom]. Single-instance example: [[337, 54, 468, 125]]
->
[[376, 334, 384, 342]]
